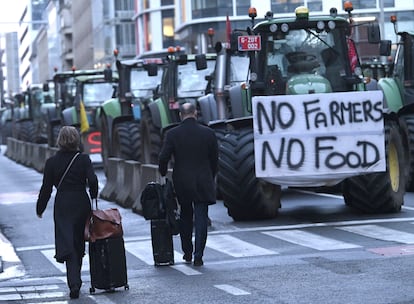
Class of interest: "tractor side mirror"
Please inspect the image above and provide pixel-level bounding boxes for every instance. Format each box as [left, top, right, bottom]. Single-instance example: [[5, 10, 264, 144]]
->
[[195, 54, 207, 70], [367, 23, 381, 44], [178, 54, 188, 65], [147, 64, 158, 76], [379, 40, 392, 56]]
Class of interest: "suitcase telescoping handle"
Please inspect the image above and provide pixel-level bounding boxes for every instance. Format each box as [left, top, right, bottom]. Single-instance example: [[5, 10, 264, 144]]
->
[[92, 198, 98, 210], [160, 176, 166, 185]]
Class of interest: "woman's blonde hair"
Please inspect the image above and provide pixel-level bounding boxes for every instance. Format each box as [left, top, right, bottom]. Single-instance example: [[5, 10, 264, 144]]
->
[[57, 126, 80, 151]]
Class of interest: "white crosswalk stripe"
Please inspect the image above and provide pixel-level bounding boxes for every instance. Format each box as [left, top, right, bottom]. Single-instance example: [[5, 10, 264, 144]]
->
[[206, 234, 276, 257], [33, 224, 414, 277], [337, 224, 414, 244], [263, 229, 361, 250], [41, 249, 90, 273], [0, 285, 65, 301]]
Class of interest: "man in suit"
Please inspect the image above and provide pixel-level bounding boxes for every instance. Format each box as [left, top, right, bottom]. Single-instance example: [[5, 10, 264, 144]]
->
[[158, 102, 218, 266]]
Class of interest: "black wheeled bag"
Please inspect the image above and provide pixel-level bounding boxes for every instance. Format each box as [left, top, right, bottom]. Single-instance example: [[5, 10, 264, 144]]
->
[[150, 219, 174, 266], [88, 236, 129, 293]]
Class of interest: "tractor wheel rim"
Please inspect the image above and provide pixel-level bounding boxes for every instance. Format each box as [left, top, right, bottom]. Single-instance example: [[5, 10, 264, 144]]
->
[[389, 142, 399, 192]]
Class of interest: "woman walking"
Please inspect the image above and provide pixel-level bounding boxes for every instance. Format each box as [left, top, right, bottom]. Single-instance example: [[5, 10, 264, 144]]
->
[[36, 126, 98, 299]]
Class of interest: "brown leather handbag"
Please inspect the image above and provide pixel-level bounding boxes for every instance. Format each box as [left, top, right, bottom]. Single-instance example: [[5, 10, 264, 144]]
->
[[84, 199, 123, 242]]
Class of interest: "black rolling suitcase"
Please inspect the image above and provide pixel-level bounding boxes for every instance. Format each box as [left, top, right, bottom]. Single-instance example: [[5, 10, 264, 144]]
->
[[88, 236, 129, 293], [151, 219, 174, 266]]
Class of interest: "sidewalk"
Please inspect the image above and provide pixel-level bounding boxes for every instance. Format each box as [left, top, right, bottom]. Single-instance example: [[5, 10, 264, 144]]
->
[[0, 231, 25, 281]]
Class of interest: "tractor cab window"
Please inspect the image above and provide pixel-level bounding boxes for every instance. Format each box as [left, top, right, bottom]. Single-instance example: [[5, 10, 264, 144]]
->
[[130, 68, 163, 98], [176, 60, 215, 98], [230, 55, 249, 86], [83, 82, 115, 106], [262, 27, 349, 93]]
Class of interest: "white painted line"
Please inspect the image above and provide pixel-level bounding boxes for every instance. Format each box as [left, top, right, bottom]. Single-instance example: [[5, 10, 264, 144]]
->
[[214, 284, 250, 295], [125, 240, 181, 266], [403, 206, 414, 211], [21, 291, 66, 300], [16, 244, 55, 252], [125, 240, 156, 265], [87, 294, 119, 304], [208, 217, 414, 235], [263, 230, 360, 250], [292, 189, 343, 199], [338, 224, 414, 244], [28, 302, 68, 304], [207, 234, 276, 257], [171, 264, 202, 275], [15, 285, 60, 292], [41, 249, 90, 273]]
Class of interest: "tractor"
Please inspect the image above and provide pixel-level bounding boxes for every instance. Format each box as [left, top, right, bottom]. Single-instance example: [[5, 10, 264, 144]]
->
[[99, 56, 164, 170], [48, 67, 116, 148], [140, 49, 216, 164], [9, 82, 55, 143], [202, 5, 407, 221], [59, 71, 118, 159]]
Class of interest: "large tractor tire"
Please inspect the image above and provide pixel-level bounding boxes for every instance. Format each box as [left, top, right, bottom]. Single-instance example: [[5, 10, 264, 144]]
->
[[140, 107, 162, 164], [342, 120, 406, 213], [218, 128, 281, 221], [111, 121, 141, 161], [47, 124, 61, 147], [16, 121, 36, 142], [1, 121, 12, 144], [401, 115, 414, 191]]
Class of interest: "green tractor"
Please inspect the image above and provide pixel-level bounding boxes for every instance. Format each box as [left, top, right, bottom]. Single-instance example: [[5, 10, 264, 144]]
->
[[10, 82, 55, 143], [0, 97, 15, 144], [99, 57, 164, 170], [376, 16, 414, 191], [60, 71, 118, 158], [48, 67, 116, 148], [206, 5, 407, 220], [140, 50, 216, 164]]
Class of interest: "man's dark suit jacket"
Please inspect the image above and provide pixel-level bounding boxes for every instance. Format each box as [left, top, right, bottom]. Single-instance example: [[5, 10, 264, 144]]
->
[[159, 118, 218, 205]]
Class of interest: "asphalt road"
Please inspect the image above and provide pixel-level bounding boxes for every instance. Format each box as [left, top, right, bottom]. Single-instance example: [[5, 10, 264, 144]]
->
[[1, 144, 414, 303]]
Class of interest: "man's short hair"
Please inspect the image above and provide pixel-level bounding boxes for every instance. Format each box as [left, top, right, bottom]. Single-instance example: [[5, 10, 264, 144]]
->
[[180, 102, 196, 116]]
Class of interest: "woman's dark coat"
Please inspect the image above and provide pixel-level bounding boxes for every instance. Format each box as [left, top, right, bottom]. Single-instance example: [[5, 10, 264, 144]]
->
[[36, 150, 98, 263], [158, 118, 218, 205]]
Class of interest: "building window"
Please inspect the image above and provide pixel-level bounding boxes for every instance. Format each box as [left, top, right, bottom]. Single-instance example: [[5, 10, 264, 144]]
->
[[383, 0, 395, 8], [307, 0, 322, 11], [350, 0, 376, 9], [192, 0, 233, 18], [271, 0, 323, 13], [236, 0, 251, 16], [271, 0, 303, 14], [162, 9, 175, 48], [161, 0, 174, 5]]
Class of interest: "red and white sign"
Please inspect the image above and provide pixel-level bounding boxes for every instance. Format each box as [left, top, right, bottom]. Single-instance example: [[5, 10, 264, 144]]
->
[[238, 35, 261, 51]]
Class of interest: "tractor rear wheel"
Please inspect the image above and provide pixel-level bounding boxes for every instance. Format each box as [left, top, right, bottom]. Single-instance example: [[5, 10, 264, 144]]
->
[[218, 128, 281, 221], [342, 120, 406, 213], [111, 121, 141, 161], [140, 108, 162, 164]]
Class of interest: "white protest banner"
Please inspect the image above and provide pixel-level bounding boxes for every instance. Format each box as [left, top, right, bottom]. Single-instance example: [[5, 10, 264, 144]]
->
[[252, 91, 385, 186]]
